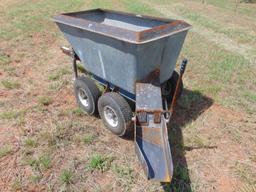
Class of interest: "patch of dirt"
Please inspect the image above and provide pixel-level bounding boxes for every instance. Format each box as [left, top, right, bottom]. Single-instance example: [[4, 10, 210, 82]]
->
[[217, 175, 239, 192]]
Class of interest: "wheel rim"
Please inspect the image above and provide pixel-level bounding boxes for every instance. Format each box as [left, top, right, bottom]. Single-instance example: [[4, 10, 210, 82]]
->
[[78, 88, 89, 107], [162, 81, 172, 96], [103, 106, 118, 127]]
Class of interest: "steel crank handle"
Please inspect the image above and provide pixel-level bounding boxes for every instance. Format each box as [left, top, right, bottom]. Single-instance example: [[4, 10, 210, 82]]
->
[[180, 59, 188, 75]]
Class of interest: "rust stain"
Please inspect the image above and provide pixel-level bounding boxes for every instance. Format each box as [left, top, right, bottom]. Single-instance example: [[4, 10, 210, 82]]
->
[[136, 126, 162, 146], [138, 68, 160, 84]]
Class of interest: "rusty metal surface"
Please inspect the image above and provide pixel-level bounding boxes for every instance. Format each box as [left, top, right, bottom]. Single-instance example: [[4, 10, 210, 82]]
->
[[60, 46, 80, 60], [135, 83, 173, 182], [54, 9, 191, 44], [138, 68, 160, 85], [169, 59, 187, 114]]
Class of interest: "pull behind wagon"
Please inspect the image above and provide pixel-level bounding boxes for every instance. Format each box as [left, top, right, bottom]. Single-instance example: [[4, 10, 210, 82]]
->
[[54, 9, 191, 182]]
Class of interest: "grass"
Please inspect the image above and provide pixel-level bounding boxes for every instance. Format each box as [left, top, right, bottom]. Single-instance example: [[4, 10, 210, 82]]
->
[[234, 162, 256, 185], [1, 79, 20, 89], [121, 0, 157, 14], [30, 174, 42, 184], [48, 68, 71, 81], [90, 0, 113, 9], [1, 0, 85, 41], [174, 6, 256, 44], [38, 96, 53, 106], [72, 107, 86, 116], [0, 146, 12, 158], [11, 178, 22, 191], [27, 154, 52, 171], [243, 91, 256, 102], [0, 110, 20, 119], [48, 79, 69, 91], [82, 134, 96, 144], [3, 66, 16, 75], [0, 54, 11, 65], [112, 165, 135, 190], [87, 154, 113, 172], [178, 90, 203, 109], [0, 110, 26, 126], [196, 0, 256, 17], [24, 138, 37, 148], [60, 169, 74, 185], [239, 184, 256, 192]]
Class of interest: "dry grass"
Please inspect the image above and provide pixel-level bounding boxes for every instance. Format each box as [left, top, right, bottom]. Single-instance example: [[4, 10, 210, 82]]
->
[[0, 0, 255, 191]]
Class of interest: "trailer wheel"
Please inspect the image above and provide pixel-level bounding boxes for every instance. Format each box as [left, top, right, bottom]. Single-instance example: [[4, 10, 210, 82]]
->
[[74, 76, 101, 115], [161, 71, 183, 103], [98, 92, 133, 136]]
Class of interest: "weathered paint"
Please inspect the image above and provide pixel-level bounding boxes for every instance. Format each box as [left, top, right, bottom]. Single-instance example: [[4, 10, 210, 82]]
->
[[135, 83, 173, 182], [54, 9, 190, 95]]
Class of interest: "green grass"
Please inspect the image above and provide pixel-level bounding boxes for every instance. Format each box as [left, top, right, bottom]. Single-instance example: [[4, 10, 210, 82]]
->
[[38, 96, 53, 106], [0, 110, 20, 119], [174, 6, 256, 44], [90, 0, 113, 9], [3, 66, 16, 75], [30, 174, 42, 184], [48, 79, 69, 91], [243, 91, 256, 102], [196, 0, 256, 17], [39, 155, 52, 170], [121, 0, 157, 14], [0, 54, 11, 65], [48, 68, 71, 81], [0, 146, 12, 158], [208, 50, 247, 82], [87, 154, 113, 172], [1, 79, 20, 89], [72, 108, 86, 116], [178, 90, 203, 109], [11, 178, 22, 191], [77, 63, 87, 74], [60, 169, 74, 185], [112, 165, 135, 190], [82, 134, 96, 144], [172, 163, 191, 191], [24, 138, 37, 148], [27, 154, 52, 171], [0, 110, 26, 126], [1, 0, 85, 40], [234, 162, 256, 186]]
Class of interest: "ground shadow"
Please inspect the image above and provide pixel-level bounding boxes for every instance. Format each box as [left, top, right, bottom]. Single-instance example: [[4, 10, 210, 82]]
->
[[162, 88, 214, 191], [122, 88, 214, 191]]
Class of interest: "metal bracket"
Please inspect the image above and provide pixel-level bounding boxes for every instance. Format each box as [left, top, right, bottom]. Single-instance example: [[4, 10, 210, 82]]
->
[[72, 49, 78, 79], [60, 46, 78, 79]]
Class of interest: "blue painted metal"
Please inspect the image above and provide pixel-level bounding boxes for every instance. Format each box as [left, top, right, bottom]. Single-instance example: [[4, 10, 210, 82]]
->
[[135, 83, 173, 182], [92, 74, 136, 101], [53, 9, 191, 95]]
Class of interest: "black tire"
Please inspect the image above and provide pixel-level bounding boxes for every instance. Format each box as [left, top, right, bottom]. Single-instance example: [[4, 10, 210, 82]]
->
[[161, 71, 183, 103], [74, 76, 101, 115], [98, 92, 133, 136]]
